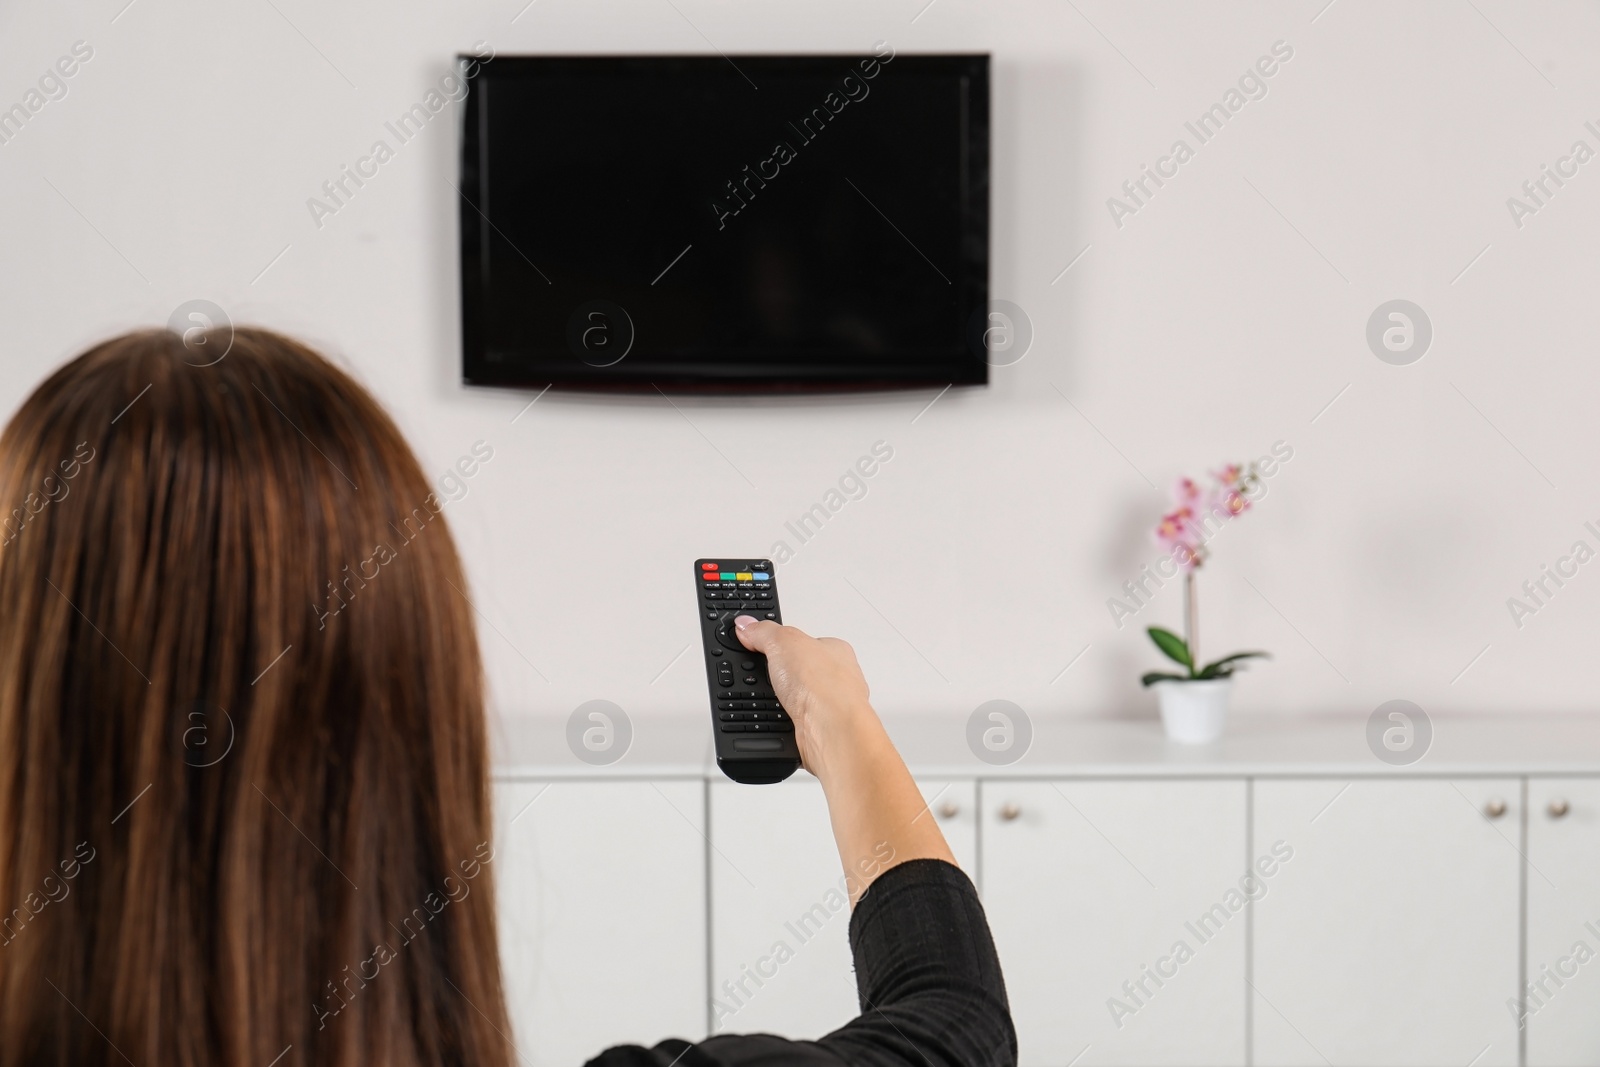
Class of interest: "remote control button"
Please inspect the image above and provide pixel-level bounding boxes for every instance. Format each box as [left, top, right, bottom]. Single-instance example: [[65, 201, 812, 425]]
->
[[718, 712, 738, 721], [735, 572, 754, 581], [740, 660, 756, 670], [743, 675, 757, 684], [773, 721, 794, 732], [763, 612, 777, 620], [701, 562, 719, 570], [753, 572, 770, 580], [720, 723, 747, 733], [733, 738, 782, 752], [718, 678, 733, 688], [753, 582, 771, 589]]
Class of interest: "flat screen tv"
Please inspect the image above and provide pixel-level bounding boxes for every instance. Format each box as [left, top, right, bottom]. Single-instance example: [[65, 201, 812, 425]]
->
[[457, 51, 989, 390]]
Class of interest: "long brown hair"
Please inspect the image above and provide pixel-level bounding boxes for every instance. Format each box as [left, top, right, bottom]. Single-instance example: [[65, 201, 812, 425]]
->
[[0, 328, 513, 1067]]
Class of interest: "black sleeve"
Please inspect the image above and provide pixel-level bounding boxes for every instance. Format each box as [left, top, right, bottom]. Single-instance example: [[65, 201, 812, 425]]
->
[[583, 858, 1016, 1067]]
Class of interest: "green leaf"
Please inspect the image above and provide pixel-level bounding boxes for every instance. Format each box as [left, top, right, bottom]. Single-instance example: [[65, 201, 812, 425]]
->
[[1140, 671, 1191, 687], [1146, 627, 1193, 670], [1195, 652, 1269, 679], [1205, 651, 1269, 668]]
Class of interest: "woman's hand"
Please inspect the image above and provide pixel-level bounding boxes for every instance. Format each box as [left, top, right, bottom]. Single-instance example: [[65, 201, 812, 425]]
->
[[733, 614, 955, 902], [732, 615, 875, 779]]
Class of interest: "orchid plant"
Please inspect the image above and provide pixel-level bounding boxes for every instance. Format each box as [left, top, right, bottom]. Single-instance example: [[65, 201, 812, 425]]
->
[[1141, 463, 1269, 686]]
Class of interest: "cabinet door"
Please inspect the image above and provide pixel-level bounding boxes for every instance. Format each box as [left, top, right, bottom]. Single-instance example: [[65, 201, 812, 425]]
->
[[708, 777, 977, 1039], [981, 779, 1248, 1066], [494, 779, 707, 1067], [1526, 778, 1600, 1066], [1253, 778, 1521, 1066]]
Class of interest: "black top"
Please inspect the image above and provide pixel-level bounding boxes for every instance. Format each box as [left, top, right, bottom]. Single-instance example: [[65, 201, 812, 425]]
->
[[584, 858, 1016, 1067]]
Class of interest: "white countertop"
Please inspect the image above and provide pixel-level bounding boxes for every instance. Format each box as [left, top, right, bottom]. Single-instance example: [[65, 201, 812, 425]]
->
[[490, 713, 1600, 779]]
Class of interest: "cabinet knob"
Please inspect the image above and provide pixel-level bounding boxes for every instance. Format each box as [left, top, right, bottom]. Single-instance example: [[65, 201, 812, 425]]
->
[[1549, 798, 1570, 819], [937, 801, 960, 820], [1484, 798, 1508, 819], [999, 802, 1022, 821]]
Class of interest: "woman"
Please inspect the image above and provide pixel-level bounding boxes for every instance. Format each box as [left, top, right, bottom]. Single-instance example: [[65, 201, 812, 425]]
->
[[0, 327, 1014, 1067]]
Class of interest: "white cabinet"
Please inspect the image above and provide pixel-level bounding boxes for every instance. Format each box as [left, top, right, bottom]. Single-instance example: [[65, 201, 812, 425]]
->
[[1526, 778, 1600, 1066], [494, 779, 707, 1067], [707, 777, 977, 1039], [485, 765, 1580, 1067], [1252, 778, 1521, 1066], [980, 779, 1249, 1066]]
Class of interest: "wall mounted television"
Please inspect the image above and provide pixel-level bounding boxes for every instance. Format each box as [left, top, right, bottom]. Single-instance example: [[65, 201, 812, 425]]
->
[[457, 51, 990, 391]]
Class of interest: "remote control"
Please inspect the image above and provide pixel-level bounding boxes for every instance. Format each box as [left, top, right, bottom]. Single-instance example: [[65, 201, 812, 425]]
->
[[693, 558, 801, 784]]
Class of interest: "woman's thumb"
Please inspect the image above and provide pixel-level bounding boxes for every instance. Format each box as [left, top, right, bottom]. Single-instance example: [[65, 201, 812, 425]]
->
[[733, 615, 779, 652]]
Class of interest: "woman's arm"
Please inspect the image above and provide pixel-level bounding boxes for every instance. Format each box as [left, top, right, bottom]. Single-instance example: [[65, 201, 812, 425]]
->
[[584, 618, 1016, 1067], [729, 615, 955, 901]]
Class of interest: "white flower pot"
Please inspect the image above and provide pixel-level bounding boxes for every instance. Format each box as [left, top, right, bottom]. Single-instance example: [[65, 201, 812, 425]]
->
[[1154, 678, 1232, 744]]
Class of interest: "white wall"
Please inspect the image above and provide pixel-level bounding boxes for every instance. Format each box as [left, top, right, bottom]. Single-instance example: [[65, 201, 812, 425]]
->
[[2, 0, 1597, 729]]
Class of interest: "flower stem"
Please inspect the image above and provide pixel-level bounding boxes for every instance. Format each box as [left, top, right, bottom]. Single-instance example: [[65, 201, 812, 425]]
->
[[1184, 570, 1198, 672]]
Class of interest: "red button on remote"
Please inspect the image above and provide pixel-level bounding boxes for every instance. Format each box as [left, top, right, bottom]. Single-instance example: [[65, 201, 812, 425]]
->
[[701, 562, 719, 570]]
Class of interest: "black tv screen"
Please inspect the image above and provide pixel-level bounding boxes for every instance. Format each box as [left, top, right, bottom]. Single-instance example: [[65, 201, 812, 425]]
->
[[458, 52, 989, 390]]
